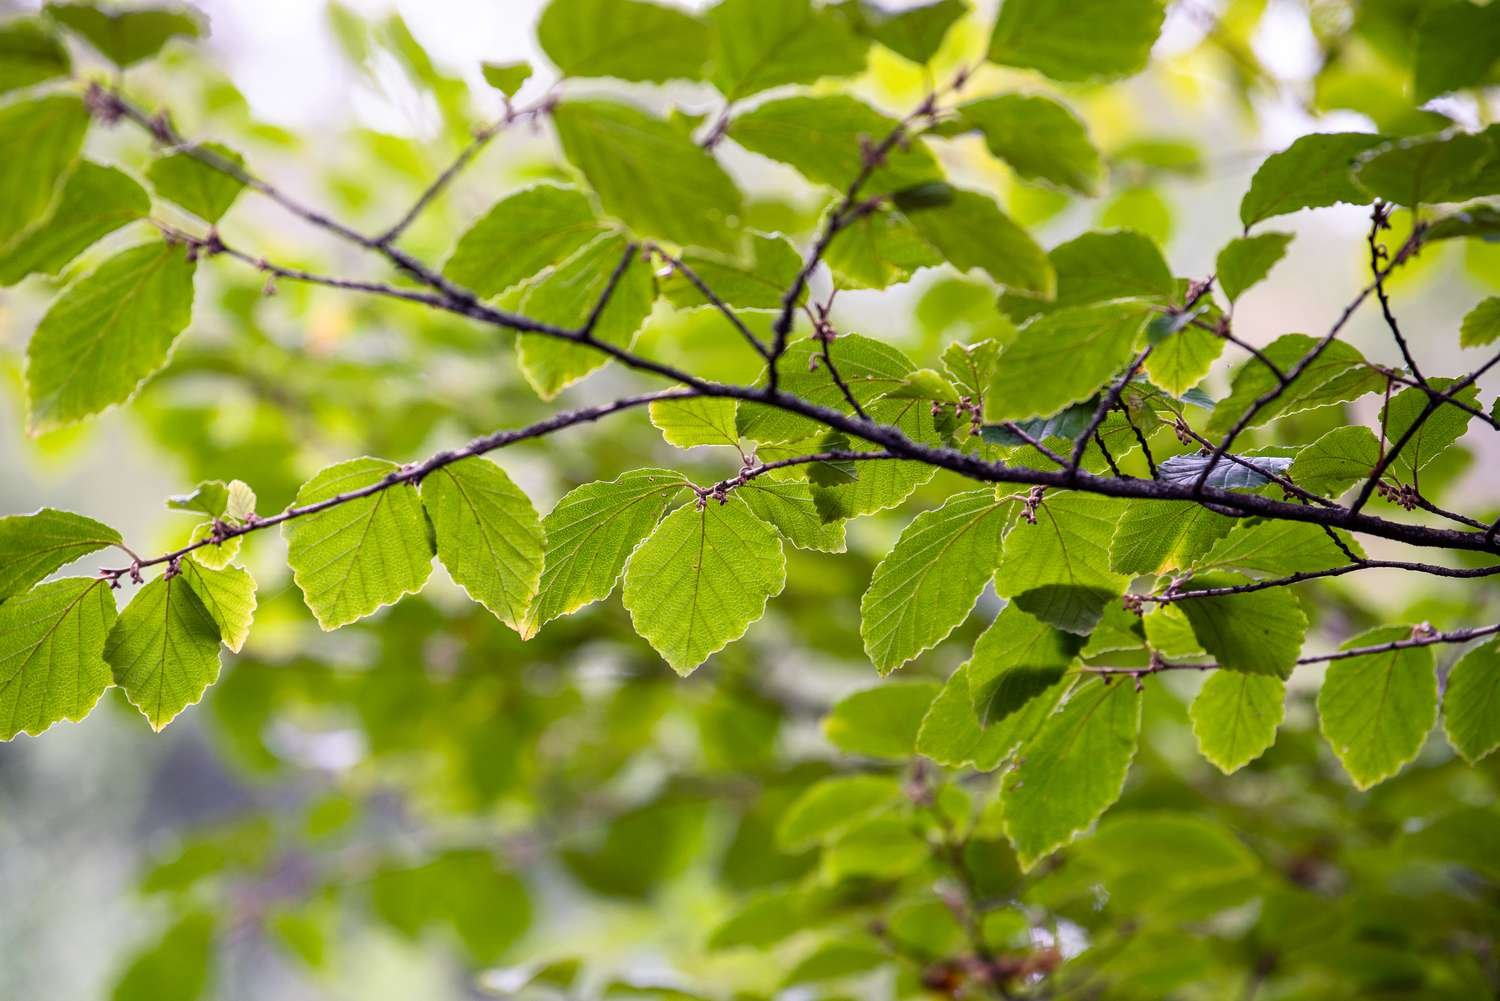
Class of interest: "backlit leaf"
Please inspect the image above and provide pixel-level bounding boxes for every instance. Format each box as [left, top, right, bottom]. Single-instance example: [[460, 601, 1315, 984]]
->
[[0, 507, 121, 600], [650, 396, 741, 449], [0, 94, 89, 249], [0, 162, 151, 286], [995, 492, 1130, 634], [987, 0, 1165, 82], [1216, 232, 1293, 303], [0, 19, 70, 95], [105, 572, 222, 731], [1239, 132, 1386, 227], [539, 0, 708, 82], [822, 680, 940, 758], [443, 184, 605, 298], [1443, 639, 1500, 764], [1178, 575, 1307, 678], [967, 603, 1083, 725], [0, 577, 116, 740], [46, 2, 202, 66], [907, 187, 1053, 294], [708, 0, 868, 100], [1189, 671, 1284, 774], [1460, 297, 1500, 348], [1318, 625, 1437, 789], [179, 559, 256, 654]]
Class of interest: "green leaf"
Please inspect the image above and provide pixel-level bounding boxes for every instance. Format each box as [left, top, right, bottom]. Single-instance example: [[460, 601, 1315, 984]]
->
[[775, 774, 901, 851], [649, 395, 741, 449], [524, 469, 687, 636], [822, 680, 940, 758], [1442, 639, 1500, 764], [0, 577, 116, 740], [824, 207, 941, 289], [147, 142, 246, 223], [370, 850, 531, 964], [727, 94, 941, 196], [1379, 378, 1479, 479], [421, 457, 544, 632], [1216, 232, 1293, 303], [1046, 229, 1174, 308], [1195, 521, 1361, 578], [907, 187, 1053, 294], [995, 492, 1131, 634], [0, 161, 150, 286], [708, 0, 868, 100], [0, 94, 89, 249], [1189, 672, 1285, 774], [860, 490, 1009, 673], [621, 495, 786, 674], [0, 507, 121, 600], [842, 0, 964, 64], [515, 233, 656, 399], [1460, 297, 1500, 347], [110, 910, 215, 1001], [105, 572, 222, 731], [179, 558, 256, 654], [1000, 677, 1142, 870], [1289, 425, 1379, 497], [737, 479, 847, 553], [0, 19, 70, 95], [539, 0, 708, 82], [988, 0, 1165, 82], [1145, 323, 1224, 397], [957, 94, 1103, 195], [1178, 575, 1307, 678], [1239, 132, 1387, 228], [25, 240, 197, 433], [46, 2, 202, 66], [739, 334, 916, 443], [967, 603, 1084, 725], [282, 458, 434, 630], [1108, 500, 1234, 577], [552, 99, 742, 250], [661, 232, 802, 311], [1318, 625, 1438, 789], [1413, 1, 1500, 100], [480, 60, 532, 96], [443, 184, 605, 298], [1353, 132, 1490, 207], [168, 481, 231, 517], [819, 815, 928, 882], [987, 303, 1149, 422], [1206, 334, 1384, 433]]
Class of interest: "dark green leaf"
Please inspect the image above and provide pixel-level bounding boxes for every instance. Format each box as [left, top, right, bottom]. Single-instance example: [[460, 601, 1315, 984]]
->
[[1216, 231, 1293, 302], [0, 18, 70, 95], [1178, 574, 1307, 678], [1239, 132, 1387, 228], [1413, 2, 1500, 101], [957, 94, 1102, 195], [907, 187, 1052, 294], [1353, 131, 1490, 207]]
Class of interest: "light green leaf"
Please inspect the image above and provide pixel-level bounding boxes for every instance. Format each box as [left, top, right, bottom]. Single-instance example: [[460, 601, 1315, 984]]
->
[[147, 142, 246, 223], [1380, 378, 1479, 479], [708, 0, 868, 100], [516, 233, 656, 399], [775, 774, 901, 851], [180, 559, 256, 654], [1108, 500, 1234, 577], [421, 457, 544, 632], [661, 232, 802, 311], [109, 910, 215, 1001], [988, 303, 1149, 422], [807, 402, 938, 520], [186, 523, 240, 571], [0, 94, 89, 249], [995, 492, 1131, 634], [282, 458, 434, 630], [0, 507, 122, 600], [919, 662, 1066, 770], [967, 603, 1083, 725], [1443, 639, 1500, 764], [1216, 232, 1293, 303], [442, 184, 605, 298], [25, 240, 197, 433], [1318, 625, 1437, 789], [1196, 521, 1361, 578], [1145, 323, 1224, 397], [105, 572, 222, 731], [819, 816, 928, 882], [739, 334, 916, 443], [942, 338, 1000, 404], [0, 19, 71, 95], [824, 207, 941, 289], [988, 0, 1165, 82], [1289, 425, 1379, 497], [1206, 334, 1384, 433], [168, 480, 231, 517], [843, 0, 964, 64], [1000, 677, 1142, 870], [1460, 297, 1500, 347], [524, 469, 687, 636], [1353, 132, 1489, 207], [46, 2, 202, 66], [1178, 575, 1306, 678], [1238, 132, 1386, 228], [822, 680, 940, 758], [1189, 671, 1284, 774], [649, 395, 740, 449], [727, 94, 941, 196], [621, 495, 786, 674], [0, 162, 151, 286], [0, 577, 116, 740], [539, 0, 708, 82], [553, 98, 742, 250], [907, 187, 1053, 294], [957, 94, 1102, 195], [480, 60, 532, 96], [1413, 1, 1500, 101], [860, 489, 1009, 673], [737, 479, 847, 553]]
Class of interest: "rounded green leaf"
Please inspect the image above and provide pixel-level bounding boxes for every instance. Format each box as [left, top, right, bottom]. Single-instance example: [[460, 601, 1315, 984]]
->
[[1318, 625, 1438, 789], [1190, 671, 1285, 774], [105, 572, 222, 731], [0, 577, 117, 740]]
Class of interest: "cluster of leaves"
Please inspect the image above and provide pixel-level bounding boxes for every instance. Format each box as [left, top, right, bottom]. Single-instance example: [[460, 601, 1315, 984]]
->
[[3, 0, 1500, 999]]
